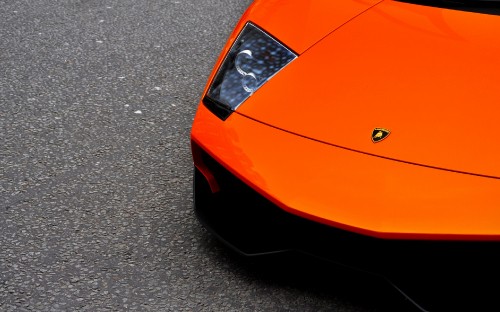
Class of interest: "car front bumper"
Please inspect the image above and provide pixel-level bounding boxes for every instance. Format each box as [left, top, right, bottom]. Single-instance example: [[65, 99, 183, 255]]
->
[[191, 104, 500, 241], [191, 103, 500, 310]]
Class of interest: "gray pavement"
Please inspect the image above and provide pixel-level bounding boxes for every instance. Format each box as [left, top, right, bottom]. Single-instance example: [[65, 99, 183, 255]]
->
[[1, 0, 414, 311]]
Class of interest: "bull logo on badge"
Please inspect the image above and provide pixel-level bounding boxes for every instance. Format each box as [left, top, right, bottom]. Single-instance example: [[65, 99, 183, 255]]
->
[[371, 128, 390, 143]]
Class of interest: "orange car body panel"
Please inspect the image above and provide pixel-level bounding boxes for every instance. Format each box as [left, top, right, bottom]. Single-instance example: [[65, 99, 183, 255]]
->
[[244, 0, 382, 54], [238, 0, 500, 178], [192, 105, 500, 240], [205, 0, 383, 93], [192, 0, 500, 240]]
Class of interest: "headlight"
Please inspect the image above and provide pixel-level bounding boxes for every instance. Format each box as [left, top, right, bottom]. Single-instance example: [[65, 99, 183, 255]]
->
[[204, 22, 297, 120]]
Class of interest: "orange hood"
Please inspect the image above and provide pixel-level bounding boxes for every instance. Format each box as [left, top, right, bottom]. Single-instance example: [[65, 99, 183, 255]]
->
[[238, 0, 500, 178], [245, 0, 382, 54]]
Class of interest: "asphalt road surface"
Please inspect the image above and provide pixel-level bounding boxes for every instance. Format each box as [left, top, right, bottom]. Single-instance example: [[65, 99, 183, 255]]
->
[[1, 1, 417, 311]]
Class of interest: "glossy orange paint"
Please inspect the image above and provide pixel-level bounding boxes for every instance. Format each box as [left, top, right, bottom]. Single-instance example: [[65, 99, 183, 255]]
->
[[245, 0, 382, 54], [192, 104, 500, 240], [238, 0, 500, 178], [192, 0, 500, 240], [202, 0, 383, 96]]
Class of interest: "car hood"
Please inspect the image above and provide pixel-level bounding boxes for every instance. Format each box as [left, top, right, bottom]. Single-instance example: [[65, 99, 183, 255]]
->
[[245, 0, 382, 54], [238, 0, 500, 178]]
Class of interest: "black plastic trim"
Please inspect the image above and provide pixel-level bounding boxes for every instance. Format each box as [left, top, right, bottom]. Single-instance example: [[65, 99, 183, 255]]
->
[[202, 96, 233, 121], [193, 146, 500, 311], [397, 0, 500, 15]]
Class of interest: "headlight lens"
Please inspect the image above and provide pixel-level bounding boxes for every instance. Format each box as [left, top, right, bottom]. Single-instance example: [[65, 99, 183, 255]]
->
[[205, 22, 297, 119]]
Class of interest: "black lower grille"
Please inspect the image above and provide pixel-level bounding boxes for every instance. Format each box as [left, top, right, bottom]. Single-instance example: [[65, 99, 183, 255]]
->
[[194, 147, 500, 311]]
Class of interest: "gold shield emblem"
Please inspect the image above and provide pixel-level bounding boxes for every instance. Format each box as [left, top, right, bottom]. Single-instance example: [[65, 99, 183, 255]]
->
[[371, 128, 390, 143]]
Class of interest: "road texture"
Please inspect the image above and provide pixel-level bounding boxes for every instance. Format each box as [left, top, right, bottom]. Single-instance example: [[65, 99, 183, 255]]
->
[[1, 0, 416, 311]]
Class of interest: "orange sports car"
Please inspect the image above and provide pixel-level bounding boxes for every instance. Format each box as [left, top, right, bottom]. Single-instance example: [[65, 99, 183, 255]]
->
[[191, 0, 500, 309]]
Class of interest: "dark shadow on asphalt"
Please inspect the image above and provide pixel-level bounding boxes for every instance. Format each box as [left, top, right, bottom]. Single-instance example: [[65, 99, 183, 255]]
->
[[203, 234, 421, 312], [202, 232, 500, 312]]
